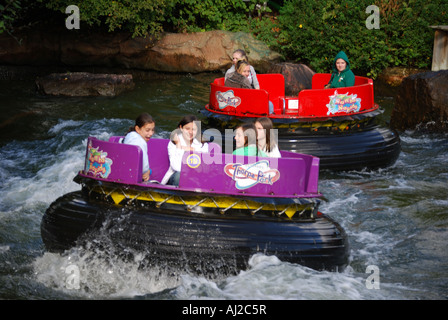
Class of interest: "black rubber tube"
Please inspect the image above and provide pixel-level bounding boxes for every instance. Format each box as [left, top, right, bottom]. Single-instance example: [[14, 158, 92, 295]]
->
[[202, 112, 401, 172], [277, 124, 401, 171], [41, 191, 350, 273]]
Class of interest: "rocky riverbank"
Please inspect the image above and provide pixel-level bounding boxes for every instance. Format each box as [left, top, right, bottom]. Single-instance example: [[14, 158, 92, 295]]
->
[[1, 28, 446, 132], [391, 70, 448, 133], [0, 29, 280, 75]]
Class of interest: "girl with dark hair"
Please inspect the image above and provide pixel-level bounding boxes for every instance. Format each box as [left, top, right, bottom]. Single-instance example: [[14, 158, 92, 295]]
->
[[123, 112, 155, 181], [161, 115, 208, 186], [233, 122, 267, 157], [325, 51, 355, 89], [255, 117, 281, 158]]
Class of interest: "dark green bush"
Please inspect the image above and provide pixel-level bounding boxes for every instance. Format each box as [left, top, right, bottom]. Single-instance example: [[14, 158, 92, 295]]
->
[[269, 0, 448, 78], [1, 0, 23, 34], [164, 0, 260, 33], [39, 0, 174, 37], [37, 0, 270, 37]]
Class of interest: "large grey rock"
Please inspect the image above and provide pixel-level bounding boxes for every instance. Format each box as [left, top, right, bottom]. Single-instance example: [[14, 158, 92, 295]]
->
[[131, 31, 281, 73], [0, 30, 280, 74], [267, 63, 315, 96], [390, 70, 448, 132], [36, 72, 135, 96]]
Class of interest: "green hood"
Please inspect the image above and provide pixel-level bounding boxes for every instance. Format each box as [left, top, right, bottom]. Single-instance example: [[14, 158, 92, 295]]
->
[[332, 51, 351, 73]]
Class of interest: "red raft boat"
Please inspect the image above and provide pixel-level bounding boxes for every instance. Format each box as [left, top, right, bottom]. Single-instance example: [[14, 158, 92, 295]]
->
[[203, 73, 401, 171]]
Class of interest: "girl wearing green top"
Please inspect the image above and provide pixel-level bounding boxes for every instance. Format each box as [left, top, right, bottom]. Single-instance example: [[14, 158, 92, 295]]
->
[[233, 122, 267, 157], [326, 51, 355, 88]]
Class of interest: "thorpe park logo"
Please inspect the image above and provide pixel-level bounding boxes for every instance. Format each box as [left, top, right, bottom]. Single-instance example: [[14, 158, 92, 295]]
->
[[86, 143, 113, 178], [216, 90, 242, 109], [326, 90, 362, 115], [224, 160, 280, 190]]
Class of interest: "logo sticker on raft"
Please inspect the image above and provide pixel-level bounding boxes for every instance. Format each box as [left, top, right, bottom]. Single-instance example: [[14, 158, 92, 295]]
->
[[326, 90, 361, 115], [224, 160, 280, 190], [216, 90, 241, 109], [186, 154, 201, 169], [86, 142, 113, 178]]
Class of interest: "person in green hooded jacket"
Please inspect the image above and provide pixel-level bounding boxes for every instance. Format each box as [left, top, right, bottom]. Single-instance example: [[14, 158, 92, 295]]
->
[[326, 51, 355, 88]]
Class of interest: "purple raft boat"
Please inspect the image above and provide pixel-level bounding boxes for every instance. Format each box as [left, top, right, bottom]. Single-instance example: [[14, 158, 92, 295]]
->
[[41, 136, 349, 274]]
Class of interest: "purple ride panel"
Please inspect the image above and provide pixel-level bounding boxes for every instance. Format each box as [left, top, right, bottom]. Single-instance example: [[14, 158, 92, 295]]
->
[[84, 136, 320, 199]]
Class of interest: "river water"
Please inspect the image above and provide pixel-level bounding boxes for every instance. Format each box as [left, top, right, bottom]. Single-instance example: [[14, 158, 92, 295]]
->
[[0, 72, 447, 300]]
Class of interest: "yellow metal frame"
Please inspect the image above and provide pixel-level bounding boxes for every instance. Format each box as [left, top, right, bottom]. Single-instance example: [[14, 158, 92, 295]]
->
[[87, 185, 317, 219]]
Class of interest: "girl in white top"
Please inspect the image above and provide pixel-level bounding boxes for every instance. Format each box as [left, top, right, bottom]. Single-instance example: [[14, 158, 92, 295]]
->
[[255, 117, 281, 158], [161, 115, 209, 186], [122, 113, 156, 181]]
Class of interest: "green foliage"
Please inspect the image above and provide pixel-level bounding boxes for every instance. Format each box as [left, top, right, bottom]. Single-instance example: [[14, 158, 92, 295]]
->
[[267, 0, 448, 78], [37, 0, 271, 37], [165, 0, 250, 33], [39, 0, 173, 38], [0, 0, 22, 34]]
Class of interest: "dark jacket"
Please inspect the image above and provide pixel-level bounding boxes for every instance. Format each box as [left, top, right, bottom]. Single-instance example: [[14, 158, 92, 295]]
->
[[329, 51, 355, 88], [225, 72, 252, 89]]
